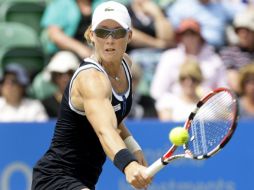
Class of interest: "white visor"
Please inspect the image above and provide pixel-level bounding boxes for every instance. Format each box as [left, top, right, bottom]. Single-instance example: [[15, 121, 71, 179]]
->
[[91, 1, 131, 31]]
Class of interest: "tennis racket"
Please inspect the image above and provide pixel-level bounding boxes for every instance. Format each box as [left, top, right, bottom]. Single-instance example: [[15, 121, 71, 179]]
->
[[145, 87, 238, 177]]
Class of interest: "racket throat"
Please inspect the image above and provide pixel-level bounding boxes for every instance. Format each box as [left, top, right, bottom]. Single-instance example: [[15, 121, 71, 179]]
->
[[161, 157, 169, 165], [145, 158, 166, 177]]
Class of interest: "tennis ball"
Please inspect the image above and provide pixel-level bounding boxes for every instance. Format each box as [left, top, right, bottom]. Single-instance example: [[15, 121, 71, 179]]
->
[[169, 127, 189, 146]]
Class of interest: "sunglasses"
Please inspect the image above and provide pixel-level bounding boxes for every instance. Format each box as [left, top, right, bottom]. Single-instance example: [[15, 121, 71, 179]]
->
[[93, 28, 129, 39]]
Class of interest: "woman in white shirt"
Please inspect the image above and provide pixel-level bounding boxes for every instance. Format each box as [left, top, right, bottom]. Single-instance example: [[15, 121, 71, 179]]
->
[[150, 18, 226, 100], [156, 58, 203, 122], [0, 64, 48, 122]]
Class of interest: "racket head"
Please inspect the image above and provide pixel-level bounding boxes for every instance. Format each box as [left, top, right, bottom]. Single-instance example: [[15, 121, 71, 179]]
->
[[183, 87, 238, 160], [146, 88, 238, 177]]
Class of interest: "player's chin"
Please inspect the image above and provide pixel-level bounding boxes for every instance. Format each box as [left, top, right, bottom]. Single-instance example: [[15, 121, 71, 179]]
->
[[103, 52, 122, 62], [103, 51, 115, 58]]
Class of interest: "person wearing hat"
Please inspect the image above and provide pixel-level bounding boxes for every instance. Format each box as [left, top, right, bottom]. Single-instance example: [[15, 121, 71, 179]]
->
[[150, 18, 226, 100], [32, 1, 152, 190], [220, 8, 254, 94], [41, 51, 79, 118], [0, 64, 48, 122]]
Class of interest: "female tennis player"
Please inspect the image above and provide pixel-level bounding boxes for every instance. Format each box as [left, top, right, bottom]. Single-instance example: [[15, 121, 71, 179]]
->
[[31, 1, 152, 190]]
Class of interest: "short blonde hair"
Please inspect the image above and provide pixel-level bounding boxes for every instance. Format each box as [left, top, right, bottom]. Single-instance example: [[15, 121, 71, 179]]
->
[[238, 63, 254, 95], [179, 57, 203, 83], [84, 25, 93, 46]]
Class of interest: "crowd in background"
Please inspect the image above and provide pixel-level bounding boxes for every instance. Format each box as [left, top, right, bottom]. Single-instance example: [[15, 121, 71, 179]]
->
[[0, 0, 254, 122]]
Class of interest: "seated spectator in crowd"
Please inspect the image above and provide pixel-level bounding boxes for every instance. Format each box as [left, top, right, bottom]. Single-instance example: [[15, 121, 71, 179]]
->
[[155, 58, 203, 122], [126, 0, 174, 52], [42, 51, 80, 118], [238, 63, 254, 119], [150, 18, 226, 100], [0, 64, 48, 122], [220, 9, 254, 94], [125, 0, 174, 95], [166, 0, 244, 49], [128, 62, 157, 119], [41, 0, 92, 59], [0, 81, 2, 96]]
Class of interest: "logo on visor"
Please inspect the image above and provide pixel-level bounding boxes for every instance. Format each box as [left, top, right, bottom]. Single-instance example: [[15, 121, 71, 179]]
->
[[104, 7, 114, 11]]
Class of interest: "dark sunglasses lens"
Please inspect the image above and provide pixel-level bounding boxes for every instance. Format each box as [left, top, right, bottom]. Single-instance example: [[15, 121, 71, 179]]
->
[[94, 29, 110, 38], [94, 28, 127, 39], [112, 28, 127, 39]]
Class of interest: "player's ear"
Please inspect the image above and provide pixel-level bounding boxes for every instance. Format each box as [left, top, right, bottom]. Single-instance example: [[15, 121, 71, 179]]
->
[[84, 25, 95, 46]]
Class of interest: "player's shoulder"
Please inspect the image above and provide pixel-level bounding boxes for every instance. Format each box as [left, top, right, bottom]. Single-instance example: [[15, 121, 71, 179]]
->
[[77, 67, 107, 85], [74, 58, 108, 86], [72, 68, 111, 100]]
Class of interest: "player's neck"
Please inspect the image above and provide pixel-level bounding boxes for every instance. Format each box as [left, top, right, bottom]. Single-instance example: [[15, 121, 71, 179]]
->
[[90, 54, 122, 81]]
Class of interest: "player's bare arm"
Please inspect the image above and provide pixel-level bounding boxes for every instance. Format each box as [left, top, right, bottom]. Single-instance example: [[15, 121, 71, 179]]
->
[[72, 69, 126, 160], [72, 69, 152, 189]]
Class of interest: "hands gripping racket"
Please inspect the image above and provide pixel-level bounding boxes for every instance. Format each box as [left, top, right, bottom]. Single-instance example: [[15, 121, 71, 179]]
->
[[146, 87, 238, 177]]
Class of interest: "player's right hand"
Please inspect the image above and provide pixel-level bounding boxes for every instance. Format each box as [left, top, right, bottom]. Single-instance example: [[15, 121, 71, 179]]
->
[[124, 161, 152, 189]]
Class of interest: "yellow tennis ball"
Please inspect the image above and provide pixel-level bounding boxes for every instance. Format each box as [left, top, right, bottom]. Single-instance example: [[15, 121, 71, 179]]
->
[[169, 127, 189, 146]]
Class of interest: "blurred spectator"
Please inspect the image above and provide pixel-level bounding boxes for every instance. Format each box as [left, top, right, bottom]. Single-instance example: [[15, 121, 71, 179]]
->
[[220, 9, 254, 94], [0, 64, 48, 122], [92, 0, 131, 10], [127, 0, 174, 52], [128, 62, 157, 119], [238, 63, 254, 119], [41, 51, 80, 118], [220, 0, 254, 8], [150, 18, 226, 100], [155, 58, 203, 121], [166, 0, 244, 49], [41, 0, 92, 59], [0, 81, 2, 96], [126, 0, 174, 95]]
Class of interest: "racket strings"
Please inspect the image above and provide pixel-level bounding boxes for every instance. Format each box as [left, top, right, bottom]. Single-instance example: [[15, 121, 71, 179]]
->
[[188, 91, 235, 157]]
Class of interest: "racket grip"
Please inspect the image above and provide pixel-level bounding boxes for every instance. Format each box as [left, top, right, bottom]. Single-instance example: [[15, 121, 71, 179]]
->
[[145, 158, 165, 177]]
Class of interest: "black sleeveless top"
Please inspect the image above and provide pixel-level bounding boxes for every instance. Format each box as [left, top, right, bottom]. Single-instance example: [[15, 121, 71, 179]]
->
[[33, 58, 132, 188]]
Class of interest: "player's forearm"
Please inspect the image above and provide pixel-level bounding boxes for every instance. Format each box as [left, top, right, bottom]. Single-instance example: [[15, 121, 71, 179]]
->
[[85, 105, 127, 160], [98, 128, 128, 159], [96, 126, 139, 173]]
